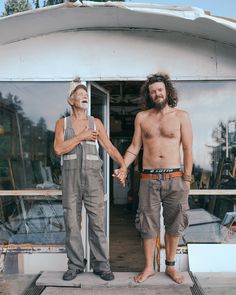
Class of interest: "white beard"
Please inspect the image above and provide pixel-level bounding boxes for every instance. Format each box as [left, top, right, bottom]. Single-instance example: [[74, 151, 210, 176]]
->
[[79, 101, 88, 110]]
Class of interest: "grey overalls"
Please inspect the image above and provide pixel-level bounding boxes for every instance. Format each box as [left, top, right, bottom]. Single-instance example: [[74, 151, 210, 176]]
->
[[62, 115, 110, 272]]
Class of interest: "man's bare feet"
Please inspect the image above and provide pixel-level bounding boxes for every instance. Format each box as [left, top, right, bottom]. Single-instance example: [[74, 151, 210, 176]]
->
[[134, 268, 155, 283], [165, 266, 184, 284]]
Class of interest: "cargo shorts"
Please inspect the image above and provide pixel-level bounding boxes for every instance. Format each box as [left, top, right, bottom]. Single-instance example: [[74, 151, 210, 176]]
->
[[135, 176, 189, 239]]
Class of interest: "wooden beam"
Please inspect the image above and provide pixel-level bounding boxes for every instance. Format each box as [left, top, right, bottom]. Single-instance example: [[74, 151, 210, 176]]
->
[[0, 189, 236, 197], [0, 190, 62, 196]]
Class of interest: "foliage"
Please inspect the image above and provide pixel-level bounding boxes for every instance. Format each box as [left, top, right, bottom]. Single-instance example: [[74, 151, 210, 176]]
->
[[212, 121, 226, 146], [2, 0, 125, 15], [43, 0, 64, 5], [2, 0, 32, 16]]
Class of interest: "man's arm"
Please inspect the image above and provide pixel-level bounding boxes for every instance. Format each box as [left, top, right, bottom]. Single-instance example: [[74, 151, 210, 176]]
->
[[54, 119, 98, 156], [95, 118, 127, 186], [180, 111, 193, 187], [123, 112, 143, 168]]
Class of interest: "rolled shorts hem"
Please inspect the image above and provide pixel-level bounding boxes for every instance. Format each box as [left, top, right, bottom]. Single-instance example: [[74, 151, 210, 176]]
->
[[140, 232, 158, 239], [165, 229, 183, 237]]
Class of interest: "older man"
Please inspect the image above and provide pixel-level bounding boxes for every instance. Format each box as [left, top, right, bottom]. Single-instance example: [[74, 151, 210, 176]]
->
[[54, 78, 127, 281]]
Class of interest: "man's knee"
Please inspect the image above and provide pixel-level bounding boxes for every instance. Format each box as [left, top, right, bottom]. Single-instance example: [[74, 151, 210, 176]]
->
[[165, 208, 189, 236], [135, 209, 160, 238]]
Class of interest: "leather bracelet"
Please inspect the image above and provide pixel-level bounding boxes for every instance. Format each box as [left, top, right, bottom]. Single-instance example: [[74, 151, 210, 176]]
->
[[127, 150, 137, 157], [183, 174, 191, 182]]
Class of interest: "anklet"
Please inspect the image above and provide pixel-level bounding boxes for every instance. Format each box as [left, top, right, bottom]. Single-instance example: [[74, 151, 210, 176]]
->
[[165, 260, 175, 266]]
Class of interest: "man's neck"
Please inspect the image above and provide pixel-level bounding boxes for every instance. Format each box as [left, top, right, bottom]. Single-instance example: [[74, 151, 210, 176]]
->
[[151, 105, 171, 115], [72, 108, 88, 120]]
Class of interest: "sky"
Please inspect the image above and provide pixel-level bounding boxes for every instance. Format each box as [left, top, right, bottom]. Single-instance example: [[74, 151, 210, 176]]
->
[[0, 0, 236, 19]]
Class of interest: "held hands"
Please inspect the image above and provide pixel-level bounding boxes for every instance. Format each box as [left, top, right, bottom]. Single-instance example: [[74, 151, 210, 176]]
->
[[113, 167, 128, 187]]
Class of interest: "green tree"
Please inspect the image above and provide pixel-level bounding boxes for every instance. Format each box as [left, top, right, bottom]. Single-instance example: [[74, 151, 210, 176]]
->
[[33, 0, 40, 8], [43, 0, 124, 7], [2, 0, 32, 16], [43, 0, 64, 5]]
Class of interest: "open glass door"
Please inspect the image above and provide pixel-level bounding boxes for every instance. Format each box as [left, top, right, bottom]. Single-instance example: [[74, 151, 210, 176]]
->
[[85, 82, 110, 270]]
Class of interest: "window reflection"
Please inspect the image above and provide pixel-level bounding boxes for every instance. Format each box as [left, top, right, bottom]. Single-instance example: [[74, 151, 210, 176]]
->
[[0, 82, 69, 190], [0, 82, 69, 245], [0, 81, 236, 246], [177, 81, 236, 189]]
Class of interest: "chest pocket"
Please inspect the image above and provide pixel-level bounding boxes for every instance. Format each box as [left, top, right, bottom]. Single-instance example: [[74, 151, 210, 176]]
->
[[85, 154, 103, 170], [62, 154, 79, 170]]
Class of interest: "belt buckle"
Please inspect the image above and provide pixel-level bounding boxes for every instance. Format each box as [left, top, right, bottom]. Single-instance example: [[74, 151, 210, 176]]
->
[[158, 173, 163, 181]]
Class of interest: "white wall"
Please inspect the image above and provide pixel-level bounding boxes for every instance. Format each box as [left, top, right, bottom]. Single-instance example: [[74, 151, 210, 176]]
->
[[0, 30, 235, 81]]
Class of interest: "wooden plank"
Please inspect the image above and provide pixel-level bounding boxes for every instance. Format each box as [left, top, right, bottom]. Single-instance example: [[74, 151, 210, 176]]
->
[[0, 244, 65, 252], [42, 286, 192, 295], [195, 272, 236, 287], [0, 274, 35, 295], [36, 271, 193, 288], [0, 190, 62, 196]]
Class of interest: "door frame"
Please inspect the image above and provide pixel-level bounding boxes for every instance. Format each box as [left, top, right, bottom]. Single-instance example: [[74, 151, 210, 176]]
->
[[83, 81, 110, 270]]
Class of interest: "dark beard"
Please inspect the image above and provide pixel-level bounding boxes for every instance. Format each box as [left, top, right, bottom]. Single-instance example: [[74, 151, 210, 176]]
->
[[152, 98, 168, 111]]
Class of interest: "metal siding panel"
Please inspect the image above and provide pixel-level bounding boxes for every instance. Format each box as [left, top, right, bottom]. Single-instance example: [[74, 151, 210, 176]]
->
[[0, 30, 228, 81]]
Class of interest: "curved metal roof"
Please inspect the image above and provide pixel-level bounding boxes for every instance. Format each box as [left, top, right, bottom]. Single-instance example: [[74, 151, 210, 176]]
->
[[0, 1, 235, 46]]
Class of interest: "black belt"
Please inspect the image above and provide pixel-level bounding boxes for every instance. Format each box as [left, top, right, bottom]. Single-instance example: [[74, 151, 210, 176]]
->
[[142, 168, 181, 174]]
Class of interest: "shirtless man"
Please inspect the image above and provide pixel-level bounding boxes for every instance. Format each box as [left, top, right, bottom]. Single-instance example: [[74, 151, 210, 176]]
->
[[54, 78, 127, 281], [117, 73, 192, 284]]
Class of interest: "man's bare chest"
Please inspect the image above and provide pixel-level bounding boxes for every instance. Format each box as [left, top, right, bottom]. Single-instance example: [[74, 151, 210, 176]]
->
[[142, 119, 180, 140], [72, 119, 88, 136]]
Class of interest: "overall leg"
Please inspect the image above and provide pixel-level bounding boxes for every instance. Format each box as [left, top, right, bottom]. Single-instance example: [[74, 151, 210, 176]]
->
[[62, 169, 86, 272], [84, 171, 110, 272]]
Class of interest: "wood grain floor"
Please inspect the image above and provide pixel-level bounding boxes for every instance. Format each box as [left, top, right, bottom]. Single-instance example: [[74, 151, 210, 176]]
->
[[109, 205, 145, 272]]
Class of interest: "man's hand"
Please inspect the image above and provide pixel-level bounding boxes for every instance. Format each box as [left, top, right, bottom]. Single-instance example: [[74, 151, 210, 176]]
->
[[80, 129, 98, 142], [113, 167, 128, 187]]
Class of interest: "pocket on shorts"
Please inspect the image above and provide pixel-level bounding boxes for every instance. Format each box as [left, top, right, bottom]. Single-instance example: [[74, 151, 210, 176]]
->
[[135, 209, 143, 232], [172, 176, 189, 192], [179, 203, 189, 231], [182, 177, 190, 191]]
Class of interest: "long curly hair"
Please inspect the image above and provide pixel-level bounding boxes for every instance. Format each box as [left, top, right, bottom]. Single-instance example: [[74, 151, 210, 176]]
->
[[141, 73, 178, 109]]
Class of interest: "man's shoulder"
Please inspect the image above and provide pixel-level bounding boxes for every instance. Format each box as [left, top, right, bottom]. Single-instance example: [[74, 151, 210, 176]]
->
[[94, 117, 102, 124], [94, 117, 104, 129], [56, 117, 64, 125], [136, 110, 150, 120], [174, 108, 190, 122], [174, 108, 189, 116]]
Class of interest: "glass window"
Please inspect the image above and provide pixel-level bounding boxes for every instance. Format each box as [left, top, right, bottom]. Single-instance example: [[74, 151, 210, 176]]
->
[[177, 81, 236, 189], [1, 81, 236, 246], [0, 82, 69, 246], [176, 81, 236, 243]]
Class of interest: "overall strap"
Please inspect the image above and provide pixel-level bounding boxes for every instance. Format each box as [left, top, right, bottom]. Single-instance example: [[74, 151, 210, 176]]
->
[[86, 116, 99, 151], [65, 116, 73, 129], [60, 117, 67, 166], [61, 116, 72, 166], [64, 116, 67, 130], [88, 116, 95, 130]]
